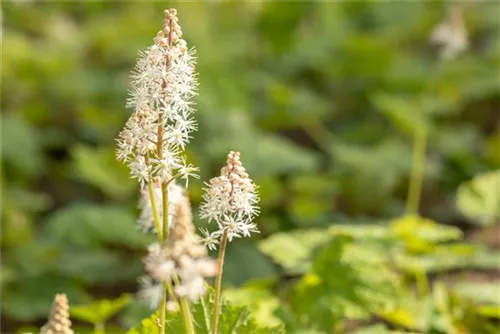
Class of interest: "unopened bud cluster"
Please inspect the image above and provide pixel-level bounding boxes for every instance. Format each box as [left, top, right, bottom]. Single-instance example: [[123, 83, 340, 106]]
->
[[116, 8, 198, 186], [40, 294, 74, 334], [199, 151, 260, 249]]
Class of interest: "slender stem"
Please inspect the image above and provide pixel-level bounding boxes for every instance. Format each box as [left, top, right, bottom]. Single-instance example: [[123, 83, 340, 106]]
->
[[211, 230, 229, 334], [144, 157, 166, 334], [162, 183, 169, 243], [406, 128, 427, 215], [147, 181, 163, 242], [179, 297, 195, 334], [173, 275, 196, 334], [159, 290, 166, 334], [94, 322, 105, 334]]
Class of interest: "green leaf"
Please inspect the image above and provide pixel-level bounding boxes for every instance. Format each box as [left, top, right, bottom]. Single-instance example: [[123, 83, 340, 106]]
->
[[223, 285, 284, 328], [258, 229, 332, 274], [457, 170, 500, 226], [202, 112, 319, 176], [455, 282, 500, 306], [377, 296, 434, 332], [1, 274, 88, 321], [72, 145, 136, 199], [396, 246, 500, 273], [371, 93, 429, 135], [43, 204, 152, 248], [478, 305, 500, 319], [289, 237, 401, 332], [390, 215, 462, 254], [349, 324, 394, 334], [1, 113, 44, 176], [127, 311, 160, 334], [57, 248, 143, 284], [223, 241, 277, 285], [329, 224, 391, 240], [71, 294, 132, 325]]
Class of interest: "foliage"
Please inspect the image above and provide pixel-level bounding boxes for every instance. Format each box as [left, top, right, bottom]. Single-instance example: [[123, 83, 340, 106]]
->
[[2, 1, 499, 333], [71, 294, 132, 330], [128, 289, 285, 334], [257, 215, 500, 333]]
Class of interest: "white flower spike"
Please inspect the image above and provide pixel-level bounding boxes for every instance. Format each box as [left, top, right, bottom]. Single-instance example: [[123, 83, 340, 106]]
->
[[199, 151, 260, 248], [116, 8, 198, 185]]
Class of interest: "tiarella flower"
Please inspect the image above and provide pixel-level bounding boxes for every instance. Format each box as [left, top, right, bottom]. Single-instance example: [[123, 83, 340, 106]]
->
[[430, 5, 468, 60], [116, 8, 198, 185], [199, 151, 260, 248], [199, 228, 220, 251], [137, 276, 163, 309], [137, 181, 184, 233], [143, 194, 215, 303]]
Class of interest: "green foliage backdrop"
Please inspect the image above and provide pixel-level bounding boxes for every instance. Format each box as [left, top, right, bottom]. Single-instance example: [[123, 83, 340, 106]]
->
[[2, 1, 499, 333]]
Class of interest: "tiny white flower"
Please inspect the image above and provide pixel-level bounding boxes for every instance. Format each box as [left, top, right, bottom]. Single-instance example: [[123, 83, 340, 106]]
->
[[238, 222, 260, 238], [199, 228, 220, 251]]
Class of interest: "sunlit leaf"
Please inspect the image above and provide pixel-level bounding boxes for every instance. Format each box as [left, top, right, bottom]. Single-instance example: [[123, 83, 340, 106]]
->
[[257, 229, 332, 274], [455, 282, 500, 306], [457, 170, 500, 226], [71, 294, 132, 325]]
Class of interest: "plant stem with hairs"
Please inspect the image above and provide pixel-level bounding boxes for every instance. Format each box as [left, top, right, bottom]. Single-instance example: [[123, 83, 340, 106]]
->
[[406, 127, 427, 215]]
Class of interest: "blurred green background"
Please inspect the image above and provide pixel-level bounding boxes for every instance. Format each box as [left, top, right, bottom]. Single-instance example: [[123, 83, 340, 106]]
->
[[2, 1, 499, 333]]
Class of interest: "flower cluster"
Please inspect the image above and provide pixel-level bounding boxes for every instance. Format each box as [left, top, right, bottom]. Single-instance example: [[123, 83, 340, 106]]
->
[[116, 8, 198, 186], [199, 151, 260, 250], [140, 193, 216, 307], [137, 180, 183, 233], [430, 5, 468, 60]]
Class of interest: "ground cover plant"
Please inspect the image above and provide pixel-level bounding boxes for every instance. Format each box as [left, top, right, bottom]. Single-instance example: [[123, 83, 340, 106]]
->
[[2, 1, 499, 334]]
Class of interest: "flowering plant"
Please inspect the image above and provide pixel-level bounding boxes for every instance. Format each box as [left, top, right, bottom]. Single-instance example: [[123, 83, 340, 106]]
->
[[114, 8, 270, 334]]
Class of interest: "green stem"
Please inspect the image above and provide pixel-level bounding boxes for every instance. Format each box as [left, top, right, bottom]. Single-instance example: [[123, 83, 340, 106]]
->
[[94, 322, 105, 334], [144, 158, 166, 334], [162, 183, 169, 243], [159, 290, 166, 334], [147, 181, 163, 242], [211, 230, 229, 334], [406, 128, 427, 215], [173, 275, 196, 334]]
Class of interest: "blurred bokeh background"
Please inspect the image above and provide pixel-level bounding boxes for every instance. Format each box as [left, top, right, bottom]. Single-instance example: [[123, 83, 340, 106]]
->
[[2, 1, 499, 333]]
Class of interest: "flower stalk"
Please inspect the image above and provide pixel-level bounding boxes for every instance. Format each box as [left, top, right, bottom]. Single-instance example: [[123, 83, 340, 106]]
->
[[211, 230, 229, 334], [199, 151, 260, 334], [406, 127, 427, 215]]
